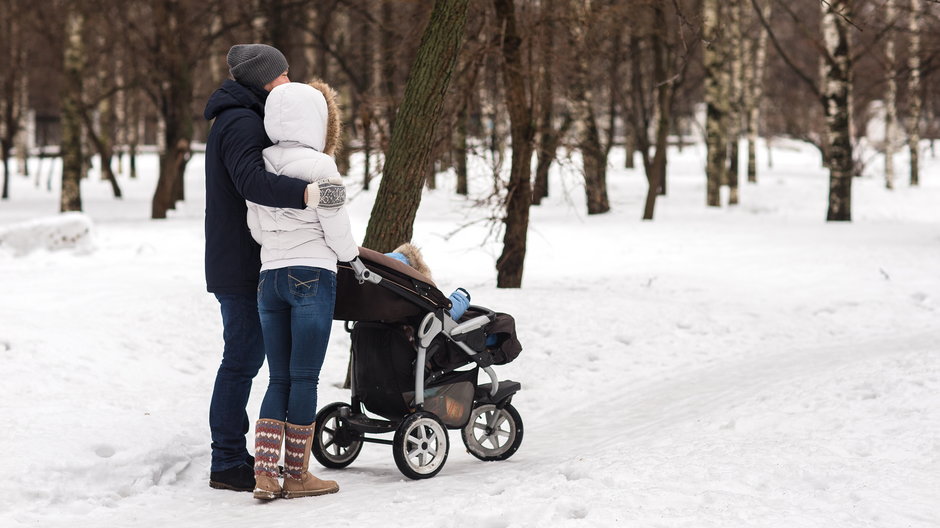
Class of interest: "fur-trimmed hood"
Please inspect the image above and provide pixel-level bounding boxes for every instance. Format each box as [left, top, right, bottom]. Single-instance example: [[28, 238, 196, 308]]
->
[[391, 243, 432, 280], [263, 80, 342, 155]]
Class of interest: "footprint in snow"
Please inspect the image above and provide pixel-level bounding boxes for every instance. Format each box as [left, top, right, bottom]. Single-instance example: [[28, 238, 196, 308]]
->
[[94, 445, 116, 458]]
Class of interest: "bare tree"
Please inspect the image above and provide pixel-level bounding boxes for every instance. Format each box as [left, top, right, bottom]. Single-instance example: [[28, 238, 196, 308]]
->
[[493, 0, 536, 288], [0, 0, 28, 199], [566, 0, 610, 215], [750, 0, 855, 221], [821, 0, 854, 221], [907, 0, 922, 186], [60, 3, 84, 212], [633, 2, 693, 220], [745, 0, 771, 184], [884, 0, 898, 190], [362, 0, 469, 252], [704, 0, 730, 207]]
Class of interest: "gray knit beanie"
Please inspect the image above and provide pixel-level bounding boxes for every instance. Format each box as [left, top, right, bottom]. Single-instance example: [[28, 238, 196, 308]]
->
[[226, 44, 288, 88]]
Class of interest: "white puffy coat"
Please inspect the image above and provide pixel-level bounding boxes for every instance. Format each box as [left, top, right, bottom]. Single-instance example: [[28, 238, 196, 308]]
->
[[246, 82, 358, 272]]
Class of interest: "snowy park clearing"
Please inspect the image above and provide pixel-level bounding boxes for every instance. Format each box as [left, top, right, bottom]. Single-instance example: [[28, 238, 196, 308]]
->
[[1, 140, 938, 527]]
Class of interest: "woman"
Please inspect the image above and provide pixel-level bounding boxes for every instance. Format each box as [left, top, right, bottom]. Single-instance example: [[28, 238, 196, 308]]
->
[[246, 80, 357, 500]]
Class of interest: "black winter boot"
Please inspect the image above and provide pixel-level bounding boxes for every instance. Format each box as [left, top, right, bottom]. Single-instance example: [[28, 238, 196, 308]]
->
[[209, 462, 255, 492]]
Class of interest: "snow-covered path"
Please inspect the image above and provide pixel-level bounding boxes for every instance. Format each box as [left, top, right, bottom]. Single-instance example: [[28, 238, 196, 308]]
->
[[2, 142, 939, 527]]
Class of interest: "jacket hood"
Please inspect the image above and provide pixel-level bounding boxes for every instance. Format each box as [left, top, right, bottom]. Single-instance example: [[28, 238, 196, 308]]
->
[[391, 243, 432, 280], [204, 80, 268, 120], [264, 81, 341, 155]]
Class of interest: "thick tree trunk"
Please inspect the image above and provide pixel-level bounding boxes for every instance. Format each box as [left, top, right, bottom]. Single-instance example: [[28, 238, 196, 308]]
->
[[703, 0, 729, 207], [60, 8, 84, 212], [884, 0, 897, 190], [822, 0, 853, 221], [493, 0, 535, 288], [362, 0, 468, 252], [908, 0, 922, 186]]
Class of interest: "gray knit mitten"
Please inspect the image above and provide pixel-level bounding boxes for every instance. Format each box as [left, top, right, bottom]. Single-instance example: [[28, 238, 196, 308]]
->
[[305, 177, 346, 210]]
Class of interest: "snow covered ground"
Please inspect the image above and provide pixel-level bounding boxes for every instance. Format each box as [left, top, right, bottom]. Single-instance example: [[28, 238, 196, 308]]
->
[[1, 140, 938, 527]]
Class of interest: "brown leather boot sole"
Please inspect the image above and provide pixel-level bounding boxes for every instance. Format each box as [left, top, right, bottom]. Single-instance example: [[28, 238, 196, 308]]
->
[[281, 485, 339, 499], [253, 489, 280, 500]]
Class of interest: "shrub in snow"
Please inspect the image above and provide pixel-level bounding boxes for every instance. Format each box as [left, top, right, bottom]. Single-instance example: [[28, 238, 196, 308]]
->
[[0, 212, 95, 256]]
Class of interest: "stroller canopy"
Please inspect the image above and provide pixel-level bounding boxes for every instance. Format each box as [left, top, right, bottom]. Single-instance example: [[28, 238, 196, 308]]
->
[[334, 247, 452, 322]]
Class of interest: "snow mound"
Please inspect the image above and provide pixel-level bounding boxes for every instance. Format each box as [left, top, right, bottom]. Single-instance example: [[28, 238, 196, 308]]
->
[[0, 212, 95, 256]]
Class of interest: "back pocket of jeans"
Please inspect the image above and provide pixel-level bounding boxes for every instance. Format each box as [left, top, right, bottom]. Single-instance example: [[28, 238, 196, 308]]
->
[[287, 267, 320, 298]]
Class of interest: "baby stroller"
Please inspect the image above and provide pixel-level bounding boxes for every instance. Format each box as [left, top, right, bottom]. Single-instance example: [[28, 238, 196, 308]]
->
[[310, 247, 523, 479]]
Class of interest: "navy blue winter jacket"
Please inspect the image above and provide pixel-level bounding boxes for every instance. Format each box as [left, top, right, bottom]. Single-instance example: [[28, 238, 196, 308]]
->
[[203, 80, 307, 294]]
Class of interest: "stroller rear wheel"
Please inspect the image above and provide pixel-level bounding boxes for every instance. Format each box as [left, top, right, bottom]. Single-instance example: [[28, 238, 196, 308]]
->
[[461, 403, 523, 461], [312, 402, 363, 469], [393, 411, 449, 479]]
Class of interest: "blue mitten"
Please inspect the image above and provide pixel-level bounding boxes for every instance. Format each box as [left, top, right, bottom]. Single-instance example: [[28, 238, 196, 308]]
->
[[448, 288, 470, 320]]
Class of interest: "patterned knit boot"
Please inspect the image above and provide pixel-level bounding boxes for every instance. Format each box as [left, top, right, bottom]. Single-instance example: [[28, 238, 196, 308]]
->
[[282, 422, 339, 499], [253, 419, 284, 500]]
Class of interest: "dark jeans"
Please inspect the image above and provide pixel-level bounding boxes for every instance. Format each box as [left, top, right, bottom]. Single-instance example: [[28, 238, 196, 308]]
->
[[257, 266, 335, 426], [210, 292, 265, 472]]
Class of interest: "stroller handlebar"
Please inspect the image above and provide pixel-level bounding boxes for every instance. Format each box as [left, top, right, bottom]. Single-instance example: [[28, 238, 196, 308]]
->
[[349, 257, 382, 285], [451, 314, 490, 336]]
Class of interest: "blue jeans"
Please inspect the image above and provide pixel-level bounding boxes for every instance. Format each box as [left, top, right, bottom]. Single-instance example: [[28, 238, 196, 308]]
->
[[257, 266, 335, 425], [210, 293, 266, 472]]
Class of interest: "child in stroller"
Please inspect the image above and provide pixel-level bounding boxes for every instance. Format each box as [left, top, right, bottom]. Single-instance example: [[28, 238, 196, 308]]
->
[[312, 247, 524, 479]]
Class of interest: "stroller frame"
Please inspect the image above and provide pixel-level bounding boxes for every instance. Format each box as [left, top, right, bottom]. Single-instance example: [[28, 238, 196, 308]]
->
[[311, 255, 523, 480]]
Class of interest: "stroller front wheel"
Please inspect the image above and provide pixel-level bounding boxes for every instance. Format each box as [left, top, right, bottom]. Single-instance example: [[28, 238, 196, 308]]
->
[[461, 403, 523, 461], [393, 411, 449, 479], [311, 402, 363, 469]]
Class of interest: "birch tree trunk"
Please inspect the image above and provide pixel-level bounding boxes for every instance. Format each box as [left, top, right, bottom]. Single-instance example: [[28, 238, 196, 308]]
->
[[746, 0, 771, 183], [493, 0, 536, 288], [567, 0, 610, 215], [362, 0, 468, 252], [703, 0, 729, 207], [822, 0, 854, 221], [727, 0, 742, 205], [60, 7, 84, 212], [884, 0, 897, 190], [907, 0, 922, 186]]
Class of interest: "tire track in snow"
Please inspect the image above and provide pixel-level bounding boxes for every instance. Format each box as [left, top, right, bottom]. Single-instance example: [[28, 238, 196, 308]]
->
[[526, 330, 940, 451]]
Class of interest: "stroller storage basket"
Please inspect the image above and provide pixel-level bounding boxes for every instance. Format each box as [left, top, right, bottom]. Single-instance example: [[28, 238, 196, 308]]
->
[[352, 322, 477, 427]]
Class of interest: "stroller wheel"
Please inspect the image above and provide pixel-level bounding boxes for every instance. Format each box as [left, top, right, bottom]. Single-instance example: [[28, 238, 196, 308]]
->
[[311, 403, 363, 469], [461, 403, 523, 461], [393, 411, 449, 479]]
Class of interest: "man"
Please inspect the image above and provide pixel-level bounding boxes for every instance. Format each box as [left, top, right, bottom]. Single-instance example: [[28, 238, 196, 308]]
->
[[203, 44, 322, 491]]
